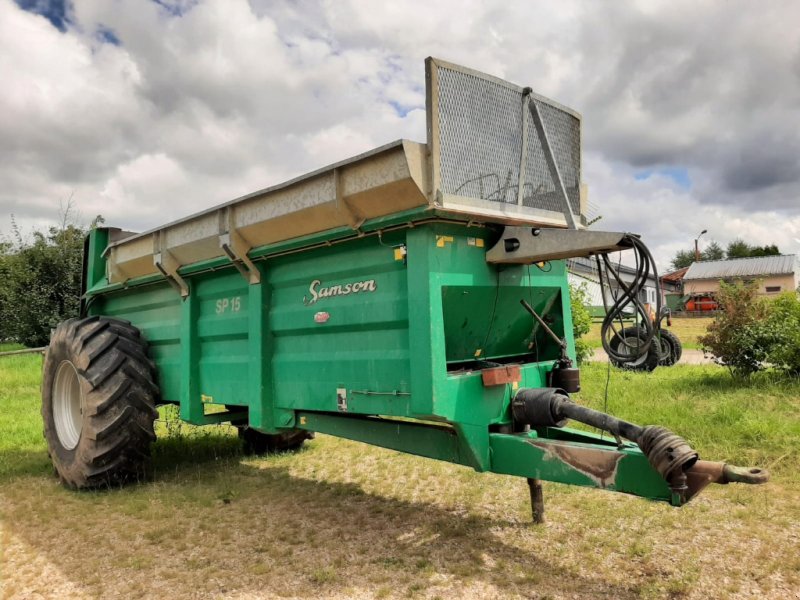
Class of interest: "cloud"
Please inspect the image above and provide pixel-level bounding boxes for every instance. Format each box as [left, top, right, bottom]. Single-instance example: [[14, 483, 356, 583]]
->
[[2, 0, 799, 266], [584, 154, 800, 272]]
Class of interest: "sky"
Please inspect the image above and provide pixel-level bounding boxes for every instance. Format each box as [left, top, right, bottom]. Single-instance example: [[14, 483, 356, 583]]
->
[[2, 0, 800, 272]]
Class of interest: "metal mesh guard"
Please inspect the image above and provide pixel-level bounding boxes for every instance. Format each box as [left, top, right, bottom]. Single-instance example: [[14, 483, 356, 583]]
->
[[430, 60, 581, 219]]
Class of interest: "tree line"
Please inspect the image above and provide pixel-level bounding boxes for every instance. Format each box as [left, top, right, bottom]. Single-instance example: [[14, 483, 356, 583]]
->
[[671, 239, 781, 271], [0, 210, 99, 347]]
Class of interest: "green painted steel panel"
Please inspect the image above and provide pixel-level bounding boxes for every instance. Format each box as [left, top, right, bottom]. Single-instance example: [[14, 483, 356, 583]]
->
[[193, 271, 250, 406], [489, 432, 673, 502], [83, 219, 674, 503], [441, 285, 564, 362], [94, 283, 182, 401], [269, 233, 411, 416]]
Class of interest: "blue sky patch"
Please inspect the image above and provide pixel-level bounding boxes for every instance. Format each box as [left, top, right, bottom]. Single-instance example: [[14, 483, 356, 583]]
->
[[16, 0, 71, 31], [388, 100, 424, 118], [635, 167, 691, 189], [96, 25, 121, 46]]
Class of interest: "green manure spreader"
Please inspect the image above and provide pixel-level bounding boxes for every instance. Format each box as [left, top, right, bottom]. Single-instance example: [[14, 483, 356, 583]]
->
[[42, 58, 766, 520]]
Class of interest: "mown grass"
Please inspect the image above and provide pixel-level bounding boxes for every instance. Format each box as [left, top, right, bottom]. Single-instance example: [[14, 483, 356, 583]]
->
[[0, 343, 26, 353], [586, 317, 714, 350], [1, 354, 798, 599]]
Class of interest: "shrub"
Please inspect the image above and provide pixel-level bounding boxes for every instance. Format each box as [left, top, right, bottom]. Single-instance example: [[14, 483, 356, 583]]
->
[[699, 281, 771, 378], [764, 292, 800, 375], [700, 282, 800, 378], [569, 282, 594, 364]]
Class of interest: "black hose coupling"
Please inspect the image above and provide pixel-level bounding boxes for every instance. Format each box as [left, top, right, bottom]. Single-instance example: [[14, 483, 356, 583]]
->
[[512, 388, 569, 428]]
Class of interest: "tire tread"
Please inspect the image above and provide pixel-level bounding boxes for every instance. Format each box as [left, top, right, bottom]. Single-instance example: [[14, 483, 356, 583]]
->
[[42, 316, 159, 489]]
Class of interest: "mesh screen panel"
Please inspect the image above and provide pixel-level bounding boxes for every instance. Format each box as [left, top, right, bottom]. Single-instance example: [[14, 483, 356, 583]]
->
[[432, 61, 581, 218]]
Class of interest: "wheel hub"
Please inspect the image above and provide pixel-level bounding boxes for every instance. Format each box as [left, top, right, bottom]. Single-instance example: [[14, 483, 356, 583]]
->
[[53, 360, 84, 450], [618, 334, 649, 367]]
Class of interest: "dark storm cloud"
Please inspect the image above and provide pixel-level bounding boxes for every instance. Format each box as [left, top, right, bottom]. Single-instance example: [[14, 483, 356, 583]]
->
[[721, 144, 800, 194]]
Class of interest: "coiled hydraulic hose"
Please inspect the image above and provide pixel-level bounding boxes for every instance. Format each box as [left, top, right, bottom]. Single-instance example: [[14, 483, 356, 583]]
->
[[596, 234, 662, 364]]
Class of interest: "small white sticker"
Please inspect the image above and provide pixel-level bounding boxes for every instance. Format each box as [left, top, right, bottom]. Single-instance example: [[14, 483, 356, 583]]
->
[[336, 388, 347, 412]]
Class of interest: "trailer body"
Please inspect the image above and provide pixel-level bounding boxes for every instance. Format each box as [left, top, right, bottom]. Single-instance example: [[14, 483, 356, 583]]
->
[[44, 59, 766, 510]]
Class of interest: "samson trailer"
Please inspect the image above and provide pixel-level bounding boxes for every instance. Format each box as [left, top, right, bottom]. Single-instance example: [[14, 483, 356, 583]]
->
[[42, 58, 766, 520]]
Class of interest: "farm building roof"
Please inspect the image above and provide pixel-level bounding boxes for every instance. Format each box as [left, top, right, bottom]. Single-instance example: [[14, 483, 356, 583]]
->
[[661, 267, 689, 282], [683, 254, 798, 280]]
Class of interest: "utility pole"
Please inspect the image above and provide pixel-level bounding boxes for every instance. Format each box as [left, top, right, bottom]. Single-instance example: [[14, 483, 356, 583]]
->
[[694, 229, 707, 262]]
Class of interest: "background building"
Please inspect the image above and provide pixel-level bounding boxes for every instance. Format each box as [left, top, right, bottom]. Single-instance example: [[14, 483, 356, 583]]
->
[[683, 255, 799, 296], [567, 257, 669, 317]]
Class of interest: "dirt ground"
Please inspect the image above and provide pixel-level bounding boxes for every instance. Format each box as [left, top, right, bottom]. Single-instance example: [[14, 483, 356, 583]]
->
[[2, 357, 798, 599], [2, 437, 799, 600], [589, 348, 714, 365]]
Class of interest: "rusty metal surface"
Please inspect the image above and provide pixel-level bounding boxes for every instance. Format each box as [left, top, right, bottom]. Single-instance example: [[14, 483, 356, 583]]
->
[[684, 460, 769, 502], [637, 425, 698, 483], [684, 460, 726, 501], [527, 478, 545, 524], [531, 440, 624, 488], [722, 464, 769, 484]]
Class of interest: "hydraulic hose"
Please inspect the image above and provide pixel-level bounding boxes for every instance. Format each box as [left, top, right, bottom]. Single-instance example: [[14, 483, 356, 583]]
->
[[596, 234, 662, 364]]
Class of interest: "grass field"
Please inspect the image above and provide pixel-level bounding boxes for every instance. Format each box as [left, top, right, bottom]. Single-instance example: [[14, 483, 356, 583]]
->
[[586, 317, 714, 350], [1, 353, 799, 599]]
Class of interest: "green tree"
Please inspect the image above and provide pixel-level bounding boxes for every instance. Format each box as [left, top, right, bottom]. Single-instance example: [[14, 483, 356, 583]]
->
[[726, 239, 781, 259], [569, 282, 594, 364], [670, 238, 780, 271], [0, 207, 96, 347], [670, 249, 696, 270], [726, 239, 751, 259], [0, 241, 13, 340], [703, 241, 725, 261], [750, 244, 780, 257], [670, 241, 724, 270]]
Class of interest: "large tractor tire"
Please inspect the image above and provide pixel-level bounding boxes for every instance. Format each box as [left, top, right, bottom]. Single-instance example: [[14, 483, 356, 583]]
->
[[608, 326, 660, 372], [42, 316, 159, 489], [658, 329, 683, 365], [237, 426, 314, 455]]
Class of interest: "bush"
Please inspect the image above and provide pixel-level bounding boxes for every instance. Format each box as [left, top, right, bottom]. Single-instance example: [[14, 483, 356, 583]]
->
[[764, 292, 800, 375], [569, 282, 594, 364], [700, 282, 800, 378], [699, 281, 770, 378]]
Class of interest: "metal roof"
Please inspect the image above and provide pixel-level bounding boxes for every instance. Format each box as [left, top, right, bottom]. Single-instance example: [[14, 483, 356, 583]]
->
[[683, 255, 798, 280], [661, 267, 689, 282]]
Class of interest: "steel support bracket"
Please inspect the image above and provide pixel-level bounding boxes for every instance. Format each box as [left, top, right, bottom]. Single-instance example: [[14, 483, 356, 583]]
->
[[219, 208, 261, 285], [486, 227, 635, 264], [528, 97, 579, 229], [334, 167, 366, 233], [154, 249, 189, 298], [219, 231, 260, 285]]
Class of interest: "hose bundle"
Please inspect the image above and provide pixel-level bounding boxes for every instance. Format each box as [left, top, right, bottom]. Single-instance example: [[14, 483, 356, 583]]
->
[[596, 234, 662, 364]]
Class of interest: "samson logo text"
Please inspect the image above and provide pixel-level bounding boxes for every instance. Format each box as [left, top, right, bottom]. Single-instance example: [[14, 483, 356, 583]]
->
[[304, 278, 377, 306]]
